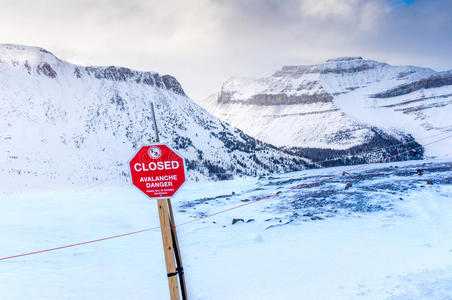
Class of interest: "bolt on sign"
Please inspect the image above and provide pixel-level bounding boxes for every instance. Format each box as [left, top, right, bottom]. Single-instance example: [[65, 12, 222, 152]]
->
[[129, 144, 186, 198]]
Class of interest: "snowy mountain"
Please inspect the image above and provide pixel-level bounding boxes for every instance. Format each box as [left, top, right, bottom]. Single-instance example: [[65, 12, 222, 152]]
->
[[0, 44, 310, 193], [199, 57, 452, 165]]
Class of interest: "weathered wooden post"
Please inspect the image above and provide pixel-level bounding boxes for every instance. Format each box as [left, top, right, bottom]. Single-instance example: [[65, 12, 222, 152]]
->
[[128, 102, 188, 299]]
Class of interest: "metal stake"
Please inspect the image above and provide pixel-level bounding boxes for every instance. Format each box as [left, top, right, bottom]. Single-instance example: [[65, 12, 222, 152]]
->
[[151, 102, 160, 143]]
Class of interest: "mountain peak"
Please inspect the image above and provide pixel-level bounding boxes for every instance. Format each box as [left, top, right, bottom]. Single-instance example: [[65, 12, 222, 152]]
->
[[0, 43, 186, 96], [326, 56, 363, 62], [273, 56, 385, 77], [0, 43, 56, 55], [0, 43, 60, 66]]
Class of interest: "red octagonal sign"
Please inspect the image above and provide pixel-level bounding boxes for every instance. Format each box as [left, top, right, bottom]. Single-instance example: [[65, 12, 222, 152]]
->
[[129, 144, 186, 199]]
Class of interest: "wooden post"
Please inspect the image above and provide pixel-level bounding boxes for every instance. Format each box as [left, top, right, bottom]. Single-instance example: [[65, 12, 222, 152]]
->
[[157, 198, 180, 300], [152, 102, 187, 299], [167, 199, 188, 300]]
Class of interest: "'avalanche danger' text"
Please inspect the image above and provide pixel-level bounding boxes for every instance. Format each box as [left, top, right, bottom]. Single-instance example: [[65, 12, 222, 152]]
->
[[140, 175, 178, 182], [145, 181, 173, 188], [129, 144, 186, 198]]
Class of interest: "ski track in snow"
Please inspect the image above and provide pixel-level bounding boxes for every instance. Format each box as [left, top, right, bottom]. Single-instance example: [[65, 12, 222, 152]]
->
[[0, 158, 451, 299]]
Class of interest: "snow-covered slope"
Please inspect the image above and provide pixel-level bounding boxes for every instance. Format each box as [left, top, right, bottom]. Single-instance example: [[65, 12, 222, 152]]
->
[[199, 57, 451, 162], [325, 64, 452, 157], [0, 44, 309, 193]]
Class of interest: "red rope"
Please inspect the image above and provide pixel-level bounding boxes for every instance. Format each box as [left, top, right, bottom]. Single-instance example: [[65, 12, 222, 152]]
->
[[0, 227, 159, 261], [0, 135, 450, 261]]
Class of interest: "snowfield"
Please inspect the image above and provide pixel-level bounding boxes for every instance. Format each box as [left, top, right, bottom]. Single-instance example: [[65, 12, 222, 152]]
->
[[1, 158, 451, 299]]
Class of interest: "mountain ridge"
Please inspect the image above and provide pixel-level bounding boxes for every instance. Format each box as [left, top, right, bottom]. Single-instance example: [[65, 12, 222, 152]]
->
[[0, 43, 186, 96], [0, 43, 310, 194], [198, 56, 452, 163]]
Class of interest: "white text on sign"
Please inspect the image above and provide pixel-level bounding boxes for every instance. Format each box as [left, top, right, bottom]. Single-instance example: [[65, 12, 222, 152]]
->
[[134, 161, 180, 172]]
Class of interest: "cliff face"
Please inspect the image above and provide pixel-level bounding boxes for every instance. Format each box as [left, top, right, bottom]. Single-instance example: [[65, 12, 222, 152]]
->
[[82, 66, 186, 96], [0, 44, 310, 193], [372, 71, 452, 98], [0, 44, 186, 96], [218, 91, 332, 105], [199, 57, 452, 162]]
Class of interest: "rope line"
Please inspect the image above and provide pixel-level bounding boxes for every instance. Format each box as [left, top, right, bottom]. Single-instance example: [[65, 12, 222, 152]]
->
[[0, 134, 450, 261], [0, 227, 159, 261]]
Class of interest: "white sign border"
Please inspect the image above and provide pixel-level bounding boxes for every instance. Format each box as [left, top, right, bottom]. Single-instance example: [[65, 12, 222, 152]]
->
[[128, 142, 187, 200]]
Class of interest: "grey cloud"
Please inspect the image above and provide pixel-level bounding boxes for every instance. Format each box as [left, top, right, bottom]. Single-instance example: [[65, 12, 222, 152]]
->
[[0, 0, 450, 100]]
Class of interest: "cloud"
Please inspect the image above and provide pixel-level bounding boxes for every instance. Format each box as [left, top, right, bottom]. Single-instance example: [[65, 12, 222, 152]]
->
[[299, 0, 358, 18], [0, 0, 450, 100]]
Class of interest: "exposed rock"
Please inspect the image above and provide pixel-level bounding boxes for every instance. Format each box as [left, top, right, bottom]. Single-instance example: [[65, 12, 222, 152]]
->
[[232, 218, 244, 225], [372, 71, 452, 98], [161, 75, 185, 95], [83, 66, 186, 96], [73, 67, 82, 78], [218, 91, 332, 105], [273, 57, 371, 77], [36, 63, 57, 78], [24, 61, 31, 74]]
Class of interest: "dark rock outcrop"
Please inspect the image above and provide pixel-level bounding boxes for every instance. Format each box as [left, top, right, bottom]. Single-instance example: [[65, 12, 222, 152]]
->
[[218, 91, 332, 105], [36, 63, 57, 78], [273, 57, 378, 77], [372, 71, 452, 98], [83, 66, 186, 96], [232, 218, 244, 225]]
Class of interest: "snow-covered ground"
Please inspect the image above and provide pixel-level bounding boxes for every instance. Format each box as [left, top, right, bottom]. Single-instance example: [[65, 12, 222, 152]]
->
[[1, 158, 451, 299]]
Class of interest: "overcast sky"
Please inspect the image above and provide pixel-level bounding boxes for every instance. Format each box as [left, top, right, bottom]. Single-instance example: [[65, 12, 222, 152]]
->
[[0, 0, 451, 99]]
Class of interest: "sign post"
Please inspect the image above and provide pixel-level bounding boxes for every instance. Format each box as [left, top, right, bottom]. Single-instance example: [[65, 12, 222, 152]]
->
[[167, 198, 187, 298], [129, 104, 188, 300], [129, 144, 186, 198], [157, 198, 181, 300]]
